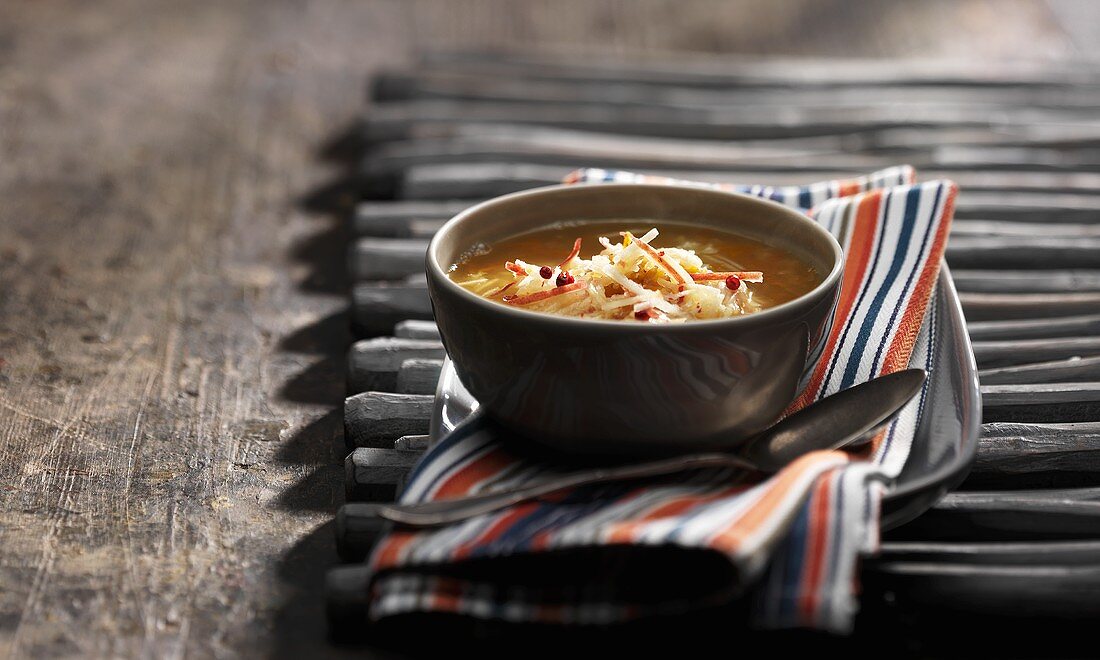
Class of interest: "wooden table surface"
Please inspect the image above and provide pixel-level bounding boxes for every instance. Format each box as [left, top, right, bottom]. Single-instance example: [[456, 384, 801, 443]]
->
[[0, 2, 398, 657], [0, 1, 1093, 657]]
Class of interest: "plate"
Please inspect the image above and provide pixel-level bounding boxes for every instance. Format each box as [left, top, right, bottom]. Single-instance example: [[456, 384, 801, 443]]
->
[[429, 262, 981, 531]]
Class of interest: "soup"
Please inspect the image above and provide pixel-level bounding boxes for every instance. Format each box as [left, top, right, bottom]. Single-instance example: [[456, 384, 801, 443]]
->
[[448, 220, 822, 322]]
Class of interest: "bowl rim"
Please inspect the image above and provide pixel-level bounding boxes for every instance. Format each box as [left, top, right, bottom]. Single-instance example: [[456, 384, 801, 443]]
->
[[426, 182, 845, 332]]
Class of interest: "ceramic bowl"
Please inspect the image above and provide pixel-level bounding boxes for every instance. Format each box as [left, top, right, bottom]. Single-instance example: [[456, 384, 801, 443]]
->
[[425, 183, 844, 454]]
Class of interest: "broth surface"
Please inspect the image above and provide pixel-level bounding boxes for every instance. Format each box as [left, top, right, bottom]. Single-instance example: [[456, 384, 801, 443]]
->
[[449, 220, 823, 318]]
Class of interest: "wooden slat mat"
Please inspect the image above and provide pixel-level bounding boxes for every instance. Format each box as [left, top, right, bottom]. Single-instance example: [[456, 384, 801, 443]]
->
[[330, 52, 1100, 640]]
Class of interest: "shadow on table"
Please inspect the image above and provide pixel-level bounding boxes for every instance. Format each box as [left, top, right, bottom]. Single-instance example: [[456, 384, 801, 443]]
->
[[272, 409, 344, 513], [273, 117, 364, 511], [267, 117, 381, 658], [272, 521, 400, 660]]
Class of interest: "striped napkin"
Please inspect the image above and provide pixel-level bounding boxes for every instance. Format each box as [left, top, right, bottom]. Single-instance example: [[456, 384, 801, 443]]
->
[[364, 165, 957, 633]]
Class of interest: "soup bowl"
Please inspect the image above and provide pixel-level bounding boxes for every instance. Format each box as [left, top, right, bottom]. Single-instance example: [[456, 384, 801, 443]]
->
[[426, 183, 844, 455]]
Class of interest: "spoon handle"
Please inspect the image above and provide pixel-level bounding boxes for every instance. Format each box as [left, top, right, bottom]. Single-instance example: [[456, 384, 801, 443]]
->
[[367, 452, 757, 527]]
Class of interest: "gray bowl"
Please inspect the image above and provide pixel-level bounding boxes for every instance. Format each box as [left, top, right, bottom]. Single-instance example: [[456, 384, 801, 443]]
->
[[425, 183, 844, 454]]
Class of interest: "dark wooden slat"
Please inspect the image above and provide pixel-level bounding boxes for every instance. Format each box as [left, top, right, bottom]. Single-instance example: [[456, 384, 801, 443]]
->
[[421, 51, 1098, 88], [972, 337, 1100, 369], [395, 162, 1100, 208], [946, 237, 1100, 269], [364, 132, 1100, 181], [363, 100, 1100, 143], [980, 384, 1100, 423], [877, 539, 1100, 564], [362, 135, 883, 179], [942, 171, 1100, 196], [979, 356, 1100, 385], [333, 506, 390, 563], [352, 211, 446, 238], [393, 319, 441, 340], [394, 434, 430, 451], [348, 237, 430, 280], [344, 391, 433, 449], [966, 422, 1100, 488], [377, 121, 1100, 164], [983, 403, 1100, 425], [950, 221, 1100, 238], [347, 336, 444, 393], [399, 163, 569, 199], [351, 282, 432, 337], [344, 447, 422, 501], [968, 315, 1100, 341], [355, 200, 472, 221], [959, 292, 1100, 321], [362, 118, 1100, 170], [863, 562, 1100, 618], [953, 270, 1100, 293], [353, 200, 468, 237], [981, 383, 1100, 406], [933, 145, 1100, 172], [364, 101, 903, 141], [396, 358, 445, 395], [325, 565, 373, 630], [889, 487, 1100, 542], [374, 69, 1100, 112]]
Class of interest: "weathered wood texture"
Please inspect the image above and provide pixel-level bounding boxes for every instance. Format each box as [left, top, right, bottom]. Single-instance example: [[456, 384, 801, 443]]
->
[[344, 448, 421, 502], [396, 359, 446, 394], [0, 1, 410, 657], [351, 282, 433, 337], [344, 392, 434, 449], [968, 422, 1100, 487], [347, 337, 444, 393]]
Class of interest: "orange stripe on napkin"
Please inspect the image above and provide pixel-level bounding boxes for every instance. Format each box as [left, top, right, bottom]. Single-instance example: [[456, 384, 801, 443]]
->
[[373, 530, 419, 570], [798, 474, 835, 622], [709, 451, 848, 554], [603, 483, 753, 545], [790, 191, 883, 412], [433, 447, 515, 500]]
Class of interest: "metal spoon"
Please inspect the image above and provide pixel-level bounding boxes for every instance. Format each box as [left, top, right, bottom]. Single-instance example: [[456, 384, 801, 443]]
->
[[362, 369, 926, 527]]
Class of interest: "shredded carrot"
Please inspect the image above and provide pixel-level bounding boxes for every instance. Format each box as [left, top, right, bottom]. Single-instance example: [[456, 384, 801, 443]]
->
[[490, 281, 516, 297], [504, 279, 587, 305], [690, 271, 764, 283], [626, 232, 689, 291], [505, 261, 527, 276], [559, 238, 583, 267]]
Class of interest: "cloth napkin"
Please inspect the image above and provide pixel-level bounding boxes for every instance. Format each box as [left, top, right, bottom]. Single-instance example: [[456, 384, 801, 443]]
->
[[364, 165, 956, 633]]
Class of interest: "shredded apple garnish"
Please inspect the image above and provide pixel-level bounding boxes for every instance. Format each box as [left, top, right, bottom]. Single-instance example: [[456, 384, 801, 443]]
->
[[465, 228, 765, 322]]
